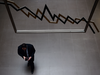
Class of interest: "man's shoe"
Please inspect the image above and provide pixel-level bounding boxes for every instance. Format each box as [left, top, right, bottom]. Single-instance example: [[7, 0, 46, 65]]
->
[[31, 70, 33, 74], [31, 67, 34, 74]]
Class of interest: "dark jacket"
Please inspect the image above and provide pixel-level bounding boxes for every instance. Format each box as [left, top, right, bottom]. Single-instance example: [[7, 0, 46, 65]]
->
[[18, 44, 35, 58]]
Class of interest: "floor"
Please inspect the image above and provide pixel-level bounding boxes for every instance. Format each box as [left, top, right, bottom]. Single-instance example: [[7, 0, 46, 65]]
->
[[0, 0, 100, 75]]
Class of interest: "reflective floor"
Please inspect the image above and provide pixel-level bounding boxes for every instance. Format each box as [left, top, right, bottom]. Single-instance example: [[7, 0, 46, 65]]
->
[[0, 0, 100, 75]]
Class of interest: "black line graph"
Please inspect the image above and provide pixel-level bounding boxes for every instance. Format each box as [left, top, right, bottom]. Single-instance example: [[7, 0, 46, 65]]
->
[[0, 0, 99, 33]]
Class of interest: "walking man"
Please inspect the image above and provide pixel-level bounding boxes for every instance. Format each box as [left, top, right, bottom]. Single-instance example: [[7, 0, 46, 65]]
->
[[18, 43, 36, 74]]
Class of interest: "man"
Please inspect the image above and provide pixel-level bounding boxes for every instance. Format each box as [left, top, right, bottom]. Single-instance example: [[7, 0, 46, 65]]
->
[[18, 43, 36, 74]]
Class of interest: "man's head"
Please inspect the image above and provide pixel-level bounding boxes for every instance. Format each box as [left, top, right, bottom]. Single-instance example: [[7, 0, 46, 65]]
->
[[22, 43, 27, 50]]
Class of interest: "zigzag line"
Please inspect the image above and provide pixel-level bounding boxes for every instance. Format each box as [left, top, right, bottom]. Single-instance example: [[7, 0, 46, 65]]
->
[[0, 1, 99, 33], [3, 1, 88, 24], [0, 1, 91, 24]]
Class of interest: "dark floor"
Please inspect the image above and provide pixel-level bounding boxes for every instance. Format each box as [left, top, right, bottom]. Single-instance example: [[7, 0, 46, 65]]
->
[[0, 0, 100, 75]]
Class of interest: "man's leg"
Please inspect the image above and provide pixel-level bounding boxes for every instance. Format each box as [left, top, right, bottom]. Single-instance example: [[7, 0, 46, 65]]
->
[[28, 58, 34, 74]]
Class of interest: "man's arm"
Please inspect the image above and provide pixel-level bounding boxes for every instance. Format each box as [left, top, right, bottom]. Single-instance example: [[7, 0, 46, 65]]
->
[[31, 45, 36, 57], [18, 46, 24, 58], [18, 48, 27, 60], [27, 45, 35, 61]]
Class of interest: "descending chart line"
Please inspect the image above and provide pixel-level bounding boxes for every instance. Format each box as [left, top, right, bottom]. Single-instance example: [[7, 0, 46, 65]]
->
[[0, 0, 99, 33]]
